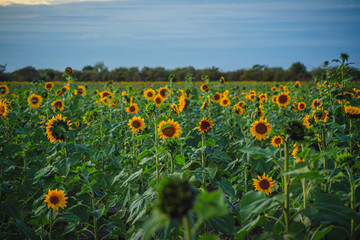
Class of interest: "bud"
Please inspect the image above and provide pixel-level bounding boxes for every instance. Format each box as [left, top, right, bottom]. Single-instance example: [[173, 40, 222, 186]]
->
[[336, 152, 352, 167], [157, 177, 196, 219]]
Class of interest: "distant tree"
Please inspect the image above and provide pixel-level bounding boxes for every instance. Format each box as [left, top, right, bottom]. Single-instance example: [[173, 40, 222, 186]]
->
[[82, 65, 95, 71], [283, 62, 311, 81], [14, 66, 40, 81], [0, 64, 6, 73], [94, 61, 108, 73]]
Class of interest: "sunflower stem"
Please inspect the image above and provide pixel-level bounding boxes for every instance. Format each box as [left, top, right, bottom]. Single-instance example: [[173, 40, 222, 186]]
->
[[182, 213, 192, 240], [154, 115, 160, 183], [170, 152, 174, 173], [201, 132, 206, 188], [349, 118, 353, 155], [284, 137, 290, 235], [49, 208, 53, 240], [301, 178, 306, 209], [346, 165, 355, 240]]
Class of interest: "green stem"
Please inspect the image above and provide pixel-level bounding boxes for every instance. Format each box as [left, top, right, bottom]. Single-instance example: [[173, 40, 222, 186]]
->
[[170, 152, 174, 173], [350, 118, 353, 155], [154, 115, 160, 183], [49, 209, 53, 240], [301, 178, 306, 209], [91, 190, 98, 240], [201, 133, 206, 187], [346, 166, 355, 240], [284, 137, 290, 235], [182, 214, 192, 240]]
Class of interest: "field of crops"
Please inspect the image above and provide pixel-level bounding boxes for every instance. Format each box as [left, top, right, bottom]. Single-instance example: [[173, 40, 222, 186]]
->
[[0, 58, 360, 240]]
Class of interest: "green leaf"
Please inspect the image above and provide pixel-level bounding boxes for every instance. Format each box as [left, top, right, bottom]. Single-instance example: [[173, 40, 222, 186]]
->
[[175, 154, 185, 166], [15, 218, 37, 239], [54, 158, 71, 177], [313, 225, 334, 240], [91, 204, 105, 220], [194, 190, 228, 222], [205, 138, 216, 146], [206, 214, 235, 234], [236, 215, 264, 239], [133, 134, 151, 141], [34, 165, 54, 183], [59, 212, 81, 222], [211, 149, 232, 163], [198, 233, 220, 240], [121, 169, 143, 187], [239, 191, 277, 221], [214, 177, 235, 199]]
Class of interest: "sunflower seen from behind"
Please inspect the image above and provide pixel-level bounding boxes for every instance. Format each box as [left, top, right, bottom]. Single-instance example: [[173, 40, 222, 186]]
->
[[51, 100, 64, 112], [250, 118, 272, 141], [128, 116, 146, 133], [126, 103, 139, 114], [252, 173, 275, 196], [28, 94, 43, 108], [144, 88, 156, 100], [158, 119, 182, 140], [46, 114, 72, 143], [44, 188, 68, 211], [196, 117, 214, 133]]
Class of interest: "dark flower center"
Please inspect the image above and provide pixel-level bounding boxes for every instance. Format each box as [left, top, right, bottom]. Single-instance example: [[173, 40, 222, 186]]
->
[[160, 89, 168, 97], [162, 126, 175, 137], [275, 138, 281, 144], [200, 121, 210, 130], [129, 106, 136, 112], [299, 103, 305, 109], [78, 89, 83, 94], [155, 97, 162, 104], [0, 105, 5, 114], [255, 123, 267, 134], [31, 97, 39, 104], [132, 121, 140, 128], [103, 92, 110, 98], [50, 196, 59, 204], [278, 94, 288, 104], [259, 179, 270, 190], [0, 87, 5, 94], [147, 92, 153, 97], [223, 99, 228, 105], [54, 101, 62, 108], [214, 94, 220, 100], [314, 101, 321, 107]]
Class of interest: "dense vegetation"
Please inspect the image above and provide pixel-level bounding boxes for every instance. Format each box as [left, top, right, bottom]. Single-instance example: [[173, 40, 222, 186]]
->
[[0, 54, 359, 240]]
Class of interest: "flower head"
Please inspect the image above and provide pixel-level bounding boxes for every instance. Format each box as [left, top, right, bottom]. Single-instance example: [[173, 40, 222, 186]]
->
[[44, 188, 68, 211], [252, 173, 275, 196]]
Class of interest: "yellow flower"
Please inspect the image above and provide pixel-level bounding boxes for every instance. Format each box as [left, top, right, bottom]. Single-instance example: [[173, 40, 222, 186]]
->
[[144, 88, 156, 100], [196, 117, 214, 133], [258, 93, 268, 103], [291, 144, 299, 157], [213, 92, 222, 103], [200, 84, 209, 92], [158, 87, 170, 99], [313, 107, 328, 123], [276, 93, 291, 107], [296, 158, 304, 164], [28, 94, 43, 108], [65, 67, 72, 74], [344, 105, 360, 118], [311, 99, 322, 108], [252, 173, 275, 196], [271, 87, 277, 92], [44, 189, 68, 211], [75, 86, 86, 96], [128, 116, 146, 133], [45, 82, 54, 91], [158, 119, 182, 140], [51, 100, 65, 112], [298, 102, 306, 111], [271, 136, 283, 147], [126, 103, 139, 114], [220, 97, 231, 107], [0, 100, 9, 118], [61, 86, 70, 94], [46, 114, 72, 143], [250, 118, 272, 141], [100, 91, 113, 100], [154, 95, 164, 107], [0, 85, 9, 95], [171, 103, 180, 115], [178, 95, 187, 112]]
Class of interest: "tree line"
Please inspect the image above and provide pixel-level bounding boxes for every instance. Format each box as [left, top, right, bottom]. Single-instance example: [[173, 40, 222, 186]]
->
[[1, 61, 359, 83]]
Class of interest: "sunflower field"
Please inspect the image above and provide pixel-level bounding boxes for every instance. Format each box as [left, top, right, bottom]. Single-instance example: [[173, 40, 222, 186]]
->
[[0, 56, 360, 240]]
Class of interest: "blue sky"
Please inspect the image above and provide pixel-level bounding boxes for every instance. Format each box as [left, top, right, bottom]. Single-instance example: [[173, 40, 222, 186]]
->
[[0, 0, 359, 73]]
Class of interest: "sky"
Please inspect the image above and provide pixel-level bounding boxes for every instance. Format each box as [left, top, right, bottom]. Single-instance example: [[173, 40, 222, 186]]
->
[[0, 0, 359, 73]]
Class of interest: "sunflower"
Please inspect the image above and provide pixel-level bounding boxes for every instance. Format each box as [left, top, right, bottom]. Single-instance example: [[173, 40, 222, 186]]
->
[[344, 105, 360, 119], [296, 158, 304, 164], [248, 94, 256, 101], [178, 95, 187, 112], [213, 92, 222, 103], [126, 103, 139, 113], [101, 97, 111, 105], [100, 91, 114, 100], [272, 96, 277, 103], [56, 90, 62, 96], [223, 90, 229, 96], [276, 93, 291, 107], [75, 86, 86, 96], [220, 76, 225, 83], [158, 87, 170, 99], [271, 136, 283, 147], [291, 144, 299, 157], [355, 90, 360, 98], [200, 84, 209, 92], [46, 114, 72, 143], [252, 173, 275, 196], [279, 85, 286, 91], [44, 189, 68, 211], [39, 115, 46, 124], [158, 119, 182, 140], [295, 81, 301, 87], [311, 99, 322, 108], [171, 103, 180, 115], [196, 117, 214, 133], [111, 99, 119, 108], [249, 90, 256, 95], [61, 86, 70, 94], [250, 118, 272, 141], [128, 116, 146, 133], [51, 100, 65, 112], [313, 108, 328, 123], [0, 100, 9, 118], [201, 100, 207, 110], [271, 87, 277, 93], [259, 93, 268, 103], [65, 67, 72, 74], [154, 95, 164, 107], [121, 91, 127, 96], [303, 114, 312, 129], [144, 88, 156, 100], [45, 82, 54, 91], [220, 97, 231, 107], [28, 94, 43, 108], [298, 102, 306, 111], [0, 85, 9, 96], [235, 107, 245, 115]]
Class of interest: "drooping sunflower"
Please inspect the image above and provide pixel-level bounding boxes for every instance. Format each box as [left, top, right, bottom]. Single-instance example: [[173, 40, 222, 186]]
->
[[220, 97, 231, 107], [0, 100, 9, 118], [196, 117, 214, 133], [144, 88, 156, 100], [213, 92, 222, 103], [51, 100, 65, 112], [75, 86, 86, 96], [271, 136, 283, 147], [65, 67, 72, 74], [128, 116, 146, 133], [250, 118, 272, 141], [178, 95, 187, 112], [303, 114, 312, 129], [298, 102, 306, 111], [291, 144, 299, 157], [252, 173, 275, 196], [276, 93, 291, 107], [158, 87, 170, 99], [311, 99, 322, 108], [344, 105, 360, 119], [46, 114, 72, 143], [200, 84, 209, 92], [44, 189, 68, 211], [0, 85, 9, 96], [45, 82, 54, 91], [313, 107, 328, 123], [126, 103, 139, 114], [171, 103, 180, 115], [154, 95, 163, 107], [158, 119, 182, 140], [28, 94, 43, 108]]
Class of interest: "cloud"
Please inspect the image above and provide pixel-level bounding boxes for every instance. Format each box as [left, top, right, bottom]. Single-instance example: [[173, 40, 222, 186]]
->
[[0, 0, 115, 7]]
